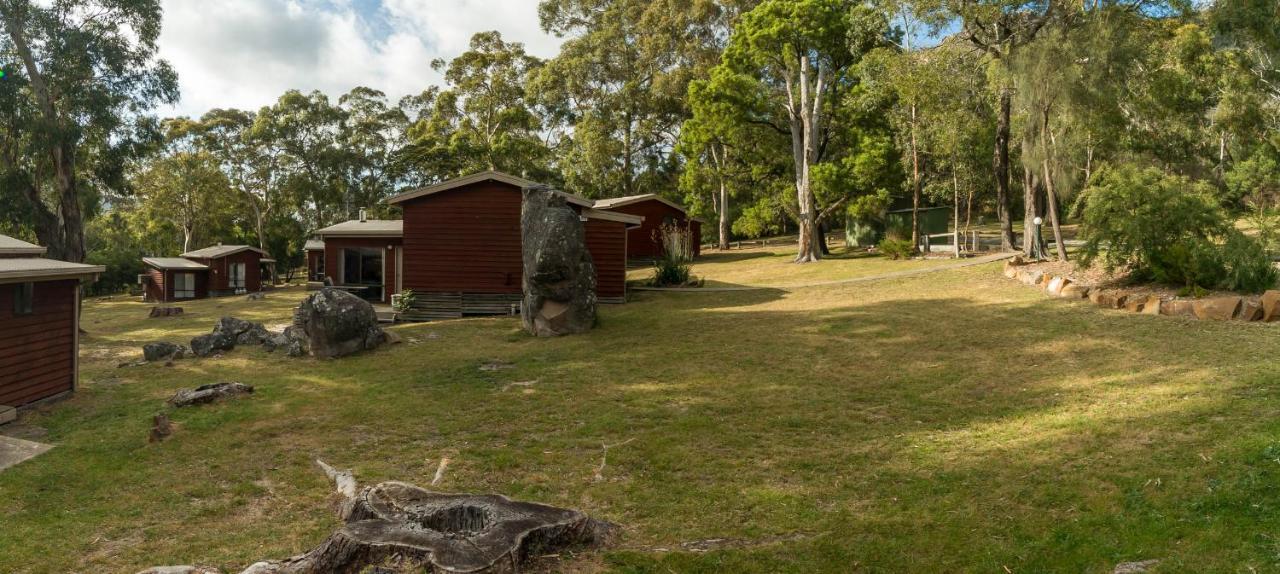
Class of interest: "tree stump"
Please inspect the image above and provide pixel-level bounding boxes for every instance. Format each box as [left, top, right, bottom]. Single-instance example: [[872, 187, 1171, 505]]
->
[[168, 383, 255, 408], [241, 464, 614, 574]]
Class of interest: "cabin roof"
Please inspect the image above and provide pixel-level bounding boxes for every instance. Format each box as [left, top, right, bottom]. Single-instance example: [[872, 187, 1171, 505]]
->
[[0, 234, 48, 257], [582, 208, 644, 228], [593, 194, 704, 223], [304, 239, 326, 251], [143, 257, 210, 271], [180, 245, 269, 259], [315, 220, 403, 238], [0, 258, 105, 283], [386, 170, 594, 208]]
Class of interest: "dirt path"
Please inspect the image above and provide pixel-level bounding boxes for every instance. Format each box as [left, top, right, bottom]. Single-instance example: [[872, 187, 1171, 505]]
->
[[633, 252, 1016, 292]]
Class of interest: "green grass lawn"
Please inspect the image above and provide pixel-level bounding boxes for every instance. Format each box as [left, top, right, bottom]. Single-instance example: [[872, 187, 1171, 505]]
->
[[629, 243, 959, 288], [4, 257, 1280, 573]]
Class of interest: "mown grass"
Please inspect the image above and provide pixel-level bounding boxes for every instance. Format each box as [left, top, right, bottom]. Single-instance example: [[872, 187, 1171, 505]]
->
[[629, 244, 957, 288], [3, 259, 1280, 573]]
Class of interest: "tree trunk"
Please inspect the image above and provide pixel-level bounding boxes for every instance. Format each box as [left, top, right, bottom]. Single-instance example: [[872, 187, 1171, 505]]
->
[[993, 89, 1015, 251], [910, 103, 922, 252], [952, 166, 961, 259], [790, 55, 823, 263], [718, 179, 730, 250], [1040, 108, 1067, 261], [1022, 166, 1037, 258]]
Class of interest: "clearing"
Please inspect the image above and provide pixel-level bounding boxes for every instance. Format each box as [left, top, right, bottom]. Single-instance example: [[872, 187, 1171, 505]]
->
[[2, 252, 1280, 573]]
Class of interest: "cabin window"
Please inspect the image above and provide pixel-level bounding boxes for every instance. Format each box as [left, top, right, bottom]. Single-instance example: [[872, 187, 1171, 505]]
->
[[174, 273, 196, 299], [13, 282, 34, 315], [229, 262, 247, 293], [341, 248, 384, 301]]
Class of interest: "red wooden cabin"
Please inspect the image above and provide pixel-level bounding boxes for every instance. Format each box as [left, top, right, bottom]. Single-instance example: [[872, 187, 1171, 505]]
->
[[314, 217, 404, 305], [0, 234, 104, 408], [142, 258, 210, 303], [305, 239, 326, 282], [593, 194, 702, 259], [180, 245, 270, 296], [381, 171, 641, 319]]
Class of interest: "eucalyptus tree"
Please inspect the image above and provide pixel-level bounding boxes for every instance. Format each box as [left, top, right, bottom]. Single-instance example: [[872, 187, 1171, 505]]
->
[[199, 108, 280, 250], [401, 32, 553, 183], [252, 90, 346, 228], [718, 0, 892, 262], [0, 0, 178, 261], [133, 119, 236, 253], [337, 87, 409, 216]]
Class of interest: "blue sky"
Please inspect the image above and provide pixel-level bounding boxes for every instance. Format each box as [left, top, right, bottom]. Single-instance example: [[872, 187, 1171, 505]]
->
[[157, 0, 564, 118]]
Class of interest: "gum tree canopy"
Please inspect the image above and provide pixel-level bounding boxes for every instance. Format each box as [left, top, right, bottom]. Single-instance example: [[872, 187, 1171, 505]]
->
[[0, 0, 177, 261]]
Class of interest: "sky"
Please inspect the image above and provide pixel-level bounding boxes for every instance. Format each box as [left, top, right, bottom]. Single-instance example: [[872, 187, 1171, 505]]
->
[[157, 0, 564, 118]]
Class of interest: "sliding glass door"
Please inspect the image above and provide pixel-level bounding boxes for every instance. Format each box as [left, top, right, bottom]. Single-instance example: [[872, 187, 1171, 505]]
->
[[341, 248, 384, 301]]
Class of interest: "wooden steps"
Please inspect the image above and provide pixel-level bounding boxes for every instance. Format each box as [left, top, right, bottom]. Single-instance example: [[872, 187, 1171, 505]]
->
[[401, 292, 522, 322]]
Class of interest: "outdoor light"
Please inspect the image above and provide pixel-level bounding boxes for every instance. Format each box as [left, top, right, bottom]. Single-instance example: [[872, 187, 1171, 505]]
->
[[1031, 217, 1045, 260], [1034, 217, 1043, 226]]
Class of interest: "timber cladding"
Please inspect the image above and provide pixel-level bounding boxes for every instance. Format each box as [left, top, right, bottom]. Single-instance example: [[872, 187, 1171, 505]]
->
[[0, 279, 77, 407], [188, 251, 262, 294], [398, 179, 631, 302], [144, 267, 210, 303], [603, 200, 702, 259]]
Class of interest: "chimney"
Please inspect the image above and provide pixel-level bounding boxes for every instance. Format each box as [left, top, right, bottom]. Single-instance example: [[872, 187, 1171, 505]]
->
[[359, 208, 367, 223]]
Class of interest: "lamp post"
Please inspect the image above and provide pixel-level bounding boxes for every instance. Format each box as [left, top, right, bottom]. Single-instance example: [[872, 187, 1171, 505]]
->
[[1032, 216, 1045, 261]]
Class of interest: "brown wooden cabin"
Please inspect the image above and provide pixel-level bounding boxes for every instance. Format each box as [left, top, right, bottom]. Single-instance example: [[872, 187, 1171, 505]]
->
[[0, 234, 104, 408], [142, 257, 210, 303], [305, 239, 326, 282], [314, 218, 404, 305], [593, 194, 703, 260], [181, 245, 270, 296], [383, 171, 642, 320]]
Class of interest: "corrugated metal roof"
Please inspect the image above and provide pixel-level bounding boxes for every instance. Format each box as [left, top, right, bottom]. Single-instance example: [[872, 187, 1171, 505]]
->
[[181, 245, 269, 259], [0, 258, 104, 282], [0, 233, 47, 256], [143, 257, 209, 270], [316, 220, 403, 237], [594, 193, 692, 214]]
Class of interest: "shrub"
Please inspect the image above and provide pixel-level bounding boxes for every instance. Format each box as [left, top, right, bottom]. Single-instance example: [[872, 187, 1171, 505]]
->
[[651, 223, 695, 286], [393, 289, 417, 314], [1220, 231, 1279, 293], [878, 238, 915, 260], [1078, 164, 1279, 293], [1078, 165, 1230, 289]]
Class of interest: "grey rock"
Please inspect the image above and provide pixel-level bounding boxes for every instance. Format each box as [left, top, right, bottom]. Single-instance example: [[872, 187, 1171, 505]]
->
[[190, 332, 235, 358], [295, 289, 387, 358], [1114, 559, 1160, 573], [520, 185, 597, 337], [136, 567, 221, 574], [143, 342, 186, 362], [190, 317, 269, 357], [236, 323, 271, 346]]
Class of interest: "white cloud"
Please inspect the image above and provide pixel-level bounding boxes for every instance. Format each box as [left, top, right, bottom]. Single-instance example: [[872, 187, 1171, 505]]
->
[[157, 0, 561, 118]]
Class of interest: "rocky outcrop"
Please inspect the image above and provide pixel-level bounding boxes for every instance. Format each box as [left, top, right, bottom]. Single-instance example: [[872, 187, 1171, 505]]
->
[[520, 185, 597, 337], [190, 317, 262, 358], [295, 289, 387, 358]]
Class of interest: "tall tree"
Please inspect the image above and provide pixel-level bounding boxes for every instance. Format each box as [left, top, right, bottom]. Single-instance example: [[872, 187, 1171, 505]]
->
[[134, 119, 235, 252], [720, 0, 891, 262], [199, 108, 279, 250], [0, 0, 177, 261]]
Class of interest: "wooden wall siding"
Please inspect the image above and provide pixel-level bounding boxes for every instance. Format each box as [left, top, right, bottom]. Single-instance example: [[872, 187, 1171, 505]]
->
[[605, 200, 702, 258], [322, 237, 402, 304], [144, 267, 165, 302], [192, 251, 262, 294], [401, 182, 526, 295], [584, 219, 628, 300], [0, 279, 77, 407]]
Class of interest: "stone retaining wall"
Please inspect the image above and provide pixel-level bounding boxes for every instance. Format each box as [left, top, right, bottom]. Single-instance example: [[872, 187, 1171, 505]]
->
[[1003, 259, 1280, 322]]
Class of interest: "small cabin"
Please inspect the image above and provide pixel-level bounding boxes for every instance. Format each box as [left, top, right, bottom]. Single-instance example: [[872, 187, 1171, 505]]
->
[[0, 234, 104, 408], [382, 171, 641, 319], [593, 194, 702, 259], [142, 257, 210, 303], [180, 245, 270, 296], [314, 217, 404, 304]]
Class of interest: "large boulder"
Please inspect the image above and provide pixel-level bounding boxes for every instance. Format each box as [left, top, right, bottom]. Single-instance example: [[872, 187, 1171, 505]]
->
[[520, 185, 597, 337], [295, 289, 387, 358]]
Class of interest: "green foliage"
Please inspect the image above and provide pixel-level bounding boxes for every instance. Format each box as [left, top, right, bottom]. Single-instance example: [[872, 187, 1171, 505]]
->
[[878, 238, 915, 260], [733, 194, 787, 239], [1224, 146, 1280, 211], [1220, 231, 1280, 293], [1078, 165, 1276, 292], [393, 290, 417, 314], [650, 224, 697, 287]]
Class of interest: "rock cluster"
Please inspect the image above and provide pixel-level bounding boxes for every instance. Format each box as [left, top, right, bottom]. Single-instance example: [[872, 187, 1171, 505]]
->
[[520, 185, 597, 337], [294, 288, 387, 358], [1004, 259, 1280, 322]]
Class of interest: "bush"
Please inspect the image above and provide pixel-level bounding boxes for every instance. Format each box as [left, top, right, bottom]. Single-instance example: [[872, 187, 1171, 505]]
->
[[878, 238, 915, 260], [651, 223, 695, 286], [393, 289, 417, 313], [1078, 164, 1278, 293], [1220, 231, 1279, 293]]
